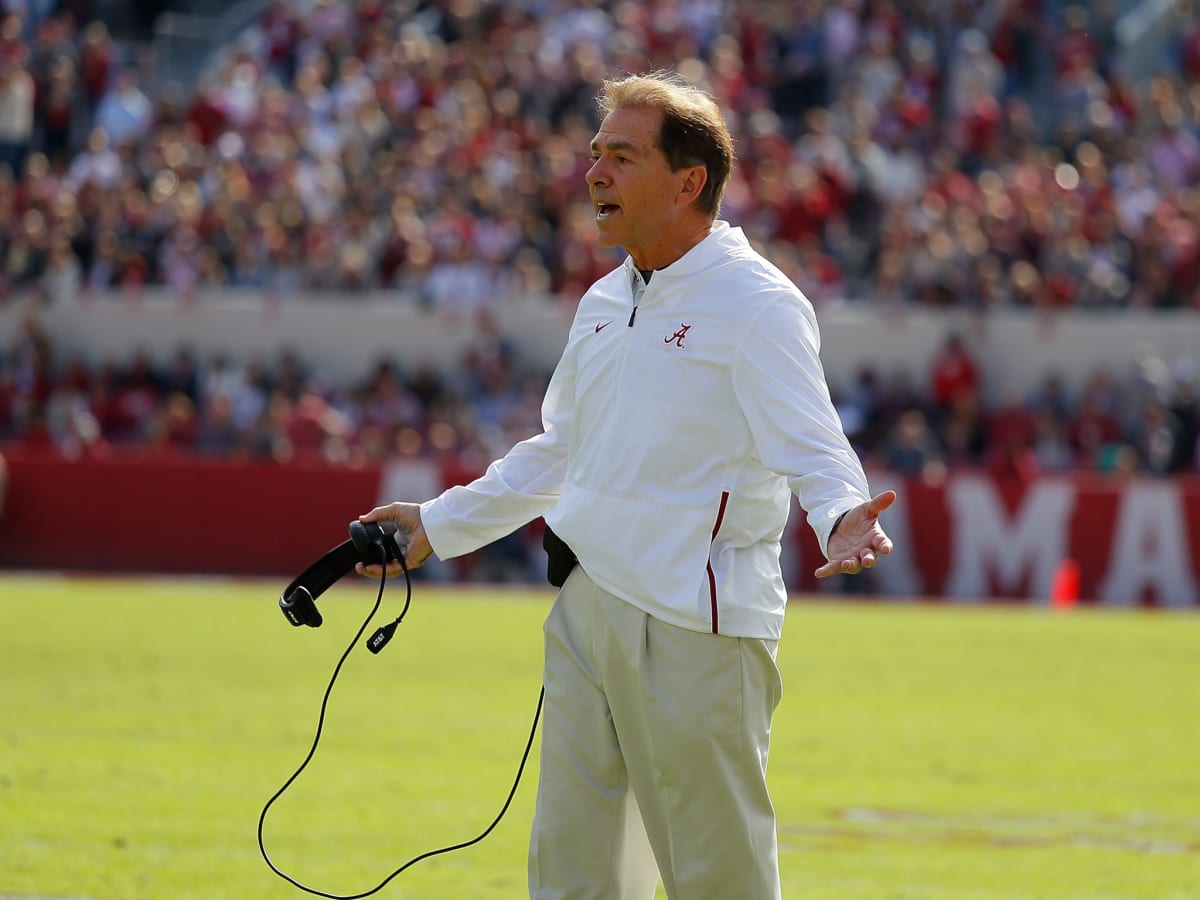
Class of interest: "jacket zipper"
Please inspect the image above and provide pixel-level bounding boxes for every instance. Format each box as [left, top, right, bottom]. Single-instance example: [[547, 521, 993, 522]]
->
[[629, 268, 649, 327]]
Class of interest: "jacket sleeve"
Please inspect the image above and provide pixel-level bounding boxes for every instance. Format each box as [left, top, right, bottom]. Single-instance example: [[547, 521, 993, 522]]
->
[[419, 337, 575, 560], [732, 291, 870, 556]]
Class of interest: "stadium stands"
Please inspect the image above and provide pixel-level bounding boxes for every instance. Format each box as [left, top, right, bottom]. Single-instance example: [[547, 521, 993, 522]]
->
[[0, 0, 1198, 478]]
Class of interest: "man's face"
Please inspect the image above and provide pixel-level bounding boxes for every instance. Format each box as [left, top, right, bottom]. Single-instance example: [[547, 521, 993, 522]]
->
[[587, 106, 689, 262]]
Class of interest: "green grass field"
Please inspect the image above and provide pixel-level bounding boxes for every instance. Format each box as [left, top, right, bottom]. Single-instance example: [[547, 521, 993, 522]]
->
[[1, 573, 1198, 900]]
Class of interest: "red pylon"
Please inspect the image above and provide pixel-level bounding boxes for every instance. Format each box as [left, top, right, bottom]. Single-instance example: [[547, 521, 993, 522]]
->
[[1050, 558, 1080, 609]]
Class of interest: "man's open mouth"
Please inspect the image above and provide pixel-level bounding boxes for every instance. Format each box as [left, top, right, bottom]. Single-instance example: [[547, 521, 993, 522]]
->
[[596, 203, 620, 218]]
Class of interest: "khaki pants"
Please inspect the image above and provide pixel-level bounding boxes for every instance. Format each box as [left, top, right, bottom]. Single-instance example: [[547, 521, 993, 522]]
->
[[529, 567, 783, 900]]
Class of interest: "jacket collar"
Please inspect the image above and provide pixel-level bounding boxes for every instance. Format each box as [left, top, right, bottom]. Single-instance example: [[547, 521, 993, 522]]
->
[[621, 221, 746, 282]]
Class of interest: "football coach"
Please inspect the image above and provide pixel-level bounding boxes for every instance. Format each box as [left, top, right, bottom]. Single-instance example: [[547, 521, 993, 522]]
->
[[358, 70, 895, 900]]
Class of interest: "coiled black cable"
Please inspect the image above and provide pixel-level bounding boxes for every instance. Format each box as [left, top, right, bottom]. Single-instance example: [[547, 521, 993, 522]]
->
[[258, 544, 544, 898]]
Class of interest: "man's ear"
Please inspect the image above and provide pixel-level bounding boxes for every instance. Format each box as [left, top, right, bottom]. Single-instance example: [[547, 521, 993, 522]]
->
[[676, 165, 708, 208]]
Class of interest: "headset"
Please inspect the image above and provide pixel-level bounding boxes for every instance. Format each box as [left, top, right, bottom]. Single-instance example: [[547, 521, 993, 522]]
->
[[259, 519, 544, 898], [277, 520, 409, 651]]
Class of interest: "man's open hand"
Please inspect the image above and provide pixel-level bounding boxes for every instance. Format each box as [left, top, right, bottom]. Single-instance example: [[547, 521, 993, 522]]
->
[[815, 490, 896, 578]]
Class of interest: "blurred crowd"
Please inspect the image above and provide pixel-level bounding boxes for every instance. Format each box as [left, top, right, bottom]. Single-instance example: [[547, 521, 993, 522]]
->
[[0, 0, 1199, 308], [1, 0, 1199, 478], [3, 313, 1198, 476], [0, 310, 550, 470], [839, 331, 1200, 477]]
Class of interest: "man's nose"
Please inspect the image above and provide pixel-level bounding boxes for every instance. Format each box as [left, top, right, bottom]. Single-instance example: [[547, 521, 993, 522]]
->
[[587, 158, 609, 186]]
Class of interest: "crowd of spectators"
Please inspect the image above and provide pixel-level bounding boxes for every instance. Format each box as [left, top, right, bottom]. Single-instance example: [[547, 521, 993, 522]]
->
[[0, 310, 552, 469], [0, 0, 1199, 309], [1, 0, 1199, 482], [3, 312, 1198, 478], [838, 331, 1200, 478]]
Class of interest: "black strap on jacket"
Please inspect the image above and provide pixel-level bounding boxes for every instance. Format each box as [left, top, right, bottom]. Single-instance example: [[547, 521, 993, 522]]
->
[[542, 524, 577, 588]]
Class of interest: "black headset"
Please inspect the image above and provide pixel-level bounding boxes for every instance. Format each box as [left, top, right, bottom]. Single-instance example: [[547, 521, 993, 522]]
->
[[277, 520, 409, 651], [259, 519, 543, 898]]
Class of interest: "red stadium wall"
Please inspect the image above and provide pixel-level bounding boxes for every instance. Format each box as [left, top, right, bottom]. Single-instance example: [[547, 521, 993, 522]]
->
[[1, 450, 1198, 606], [0, 449, 388, 576], [787, 472, 1200, 607]]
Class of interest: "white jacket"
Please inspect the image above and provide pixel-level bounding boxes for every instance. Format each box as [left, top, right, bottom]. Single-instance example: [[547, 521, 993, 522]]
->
[[421, 222, 871, 639]]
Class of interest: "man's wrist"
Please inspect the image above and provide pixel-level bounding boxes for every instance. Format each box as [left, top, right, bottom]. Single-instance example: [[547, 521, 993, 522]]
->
[[830, 509, 849, 538]]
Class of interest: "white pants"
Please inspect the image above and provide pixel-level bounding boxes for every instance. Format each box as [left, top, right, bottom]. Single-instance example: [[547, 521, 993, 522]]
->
[[529, 567, 783, 900]]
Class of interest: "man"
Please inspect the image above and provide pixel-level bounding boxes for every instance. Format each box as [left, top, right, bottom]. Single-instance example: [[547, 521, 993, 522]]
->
[[358, 71, 895, 900]]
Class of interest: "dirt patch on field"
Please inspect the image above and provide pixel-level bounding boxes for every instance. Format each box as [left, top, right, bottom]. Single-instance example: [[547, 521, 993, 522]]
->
[[781, 807, 1200, 855]]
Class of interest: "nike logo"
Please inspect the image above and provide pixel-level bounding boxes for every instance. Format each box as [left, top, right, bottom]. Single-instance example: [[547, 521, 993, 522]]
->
[[595, 321, 611, 333]]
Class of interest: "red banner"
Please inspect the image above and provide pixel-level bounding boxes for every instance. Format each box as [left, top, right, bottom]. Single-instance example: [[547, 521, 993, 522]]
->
[[2, 450, 1197, 606], [787, 473, 1200, 607], [0, 449, 386, 575]]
